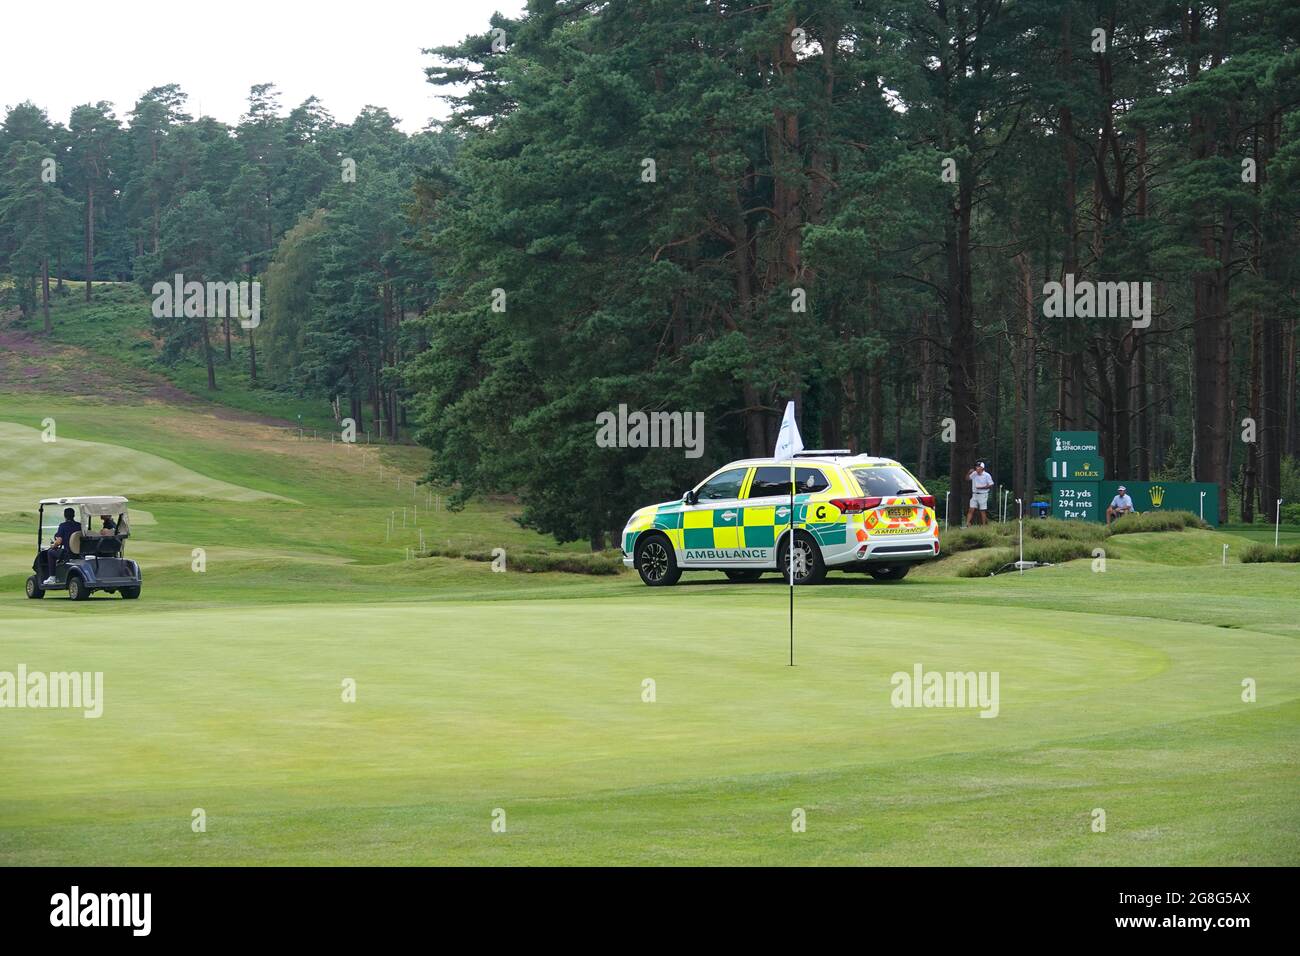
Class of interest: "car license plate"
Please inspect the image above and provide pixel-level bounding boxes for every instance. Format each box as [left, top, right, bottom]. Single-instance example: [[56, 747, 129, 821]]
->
[[887, 507, 914, 521]]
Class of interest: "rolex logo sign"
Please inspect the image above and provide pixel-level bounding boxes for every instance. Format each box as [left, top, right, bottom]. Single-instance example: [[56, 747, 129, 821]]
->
[[1149, 485, 1165, 508]]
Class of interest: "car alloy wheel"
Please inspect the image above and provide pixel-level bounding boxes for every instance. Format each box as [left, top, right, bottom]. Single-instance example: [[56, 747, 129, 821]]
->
[[780, 531, 826, 585], [641, 540, 670, 582], [790, 539, 813, 579]]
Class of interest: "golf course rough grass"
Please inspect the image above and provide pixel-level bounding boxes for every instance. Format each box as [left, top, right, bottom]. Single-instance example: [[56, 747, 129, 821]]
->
[[0, 421, 292, 514], [0, 394, 1298, 865]]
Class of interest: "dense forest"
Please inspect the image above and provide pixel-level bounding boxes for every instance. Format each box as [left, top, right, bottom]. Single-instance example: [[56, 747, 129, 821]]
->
[[2, 1, 1298, 547], [0, 83, 454, 434]]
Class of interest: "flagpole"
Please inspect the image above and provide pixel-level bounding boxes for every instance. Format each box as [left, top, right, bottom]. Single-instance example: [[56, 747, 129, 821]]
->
[[775, 400, 802, 669]]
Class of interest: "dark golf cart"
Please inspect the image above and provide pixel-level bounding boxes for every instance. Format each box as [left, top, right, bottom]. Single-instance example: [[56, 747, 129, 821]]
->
[[26, 495, 142, 601]]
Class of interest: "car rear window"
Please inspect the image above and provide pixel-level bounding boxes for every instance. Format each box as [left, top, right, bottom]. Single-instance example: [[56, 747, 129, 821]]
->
[[850, 466, 922, 497], [746, 466, 829, 497]]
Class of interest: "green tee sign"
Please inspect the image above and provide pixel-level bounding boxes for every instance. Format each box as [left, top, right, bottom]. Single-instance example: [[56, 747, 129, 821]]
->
[[1044, 456, 1105, 480], [1045, 432, 1219, 526], [1052, 482, 1100, 521]]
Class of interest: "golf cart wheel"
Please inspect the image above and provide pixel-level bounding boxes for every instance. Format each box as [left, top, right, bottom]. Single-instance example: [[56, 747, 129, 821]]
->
[[868, 565, 910, 582], [723, 570, 763, 583], [778, 531, 826, 585], [25, 575, 45, 599], [635, 533, 681, 586], [121, 586, 141, 600], [66, 574, 89, 601]]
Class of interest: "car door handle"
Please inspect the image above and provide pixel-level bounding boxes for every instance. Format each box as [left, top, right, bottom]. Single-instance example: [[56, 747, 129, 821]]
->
[[721, 511, 737, 520]]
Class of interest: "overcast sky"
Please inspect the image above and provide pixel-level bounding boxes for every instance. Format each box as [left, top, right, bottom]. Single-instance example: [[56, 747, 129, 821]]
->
[[2, 0, 529, 132]]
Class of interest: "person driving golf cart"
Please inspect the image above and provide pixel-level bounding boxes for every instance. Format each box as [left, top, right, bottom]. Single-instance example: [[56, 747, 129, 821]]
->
[[26, 496, 142, 601], [43, 507, 82, 585]]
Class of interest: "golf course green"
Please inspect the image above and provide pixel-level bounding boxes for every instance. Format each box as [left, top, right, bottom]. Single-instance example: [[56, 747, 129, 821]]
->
[[1, 393, 1297, 865]]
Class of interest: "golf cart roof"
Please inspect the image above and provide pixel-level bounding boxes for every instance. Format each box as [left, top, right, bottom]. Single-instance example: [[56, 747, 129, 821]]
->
[[39, 496, 130, 511]]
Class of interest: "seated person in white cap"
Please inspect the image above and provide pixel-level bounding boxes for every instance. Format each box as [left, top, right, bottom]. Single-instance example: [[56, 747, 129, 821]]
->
[[1107, 486, 1136, 525]]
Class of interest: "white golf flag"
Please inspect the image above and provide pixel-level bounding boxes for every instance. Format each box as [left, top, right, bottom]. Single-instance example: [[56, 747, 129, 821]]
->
[[774, 401, 804, 460]]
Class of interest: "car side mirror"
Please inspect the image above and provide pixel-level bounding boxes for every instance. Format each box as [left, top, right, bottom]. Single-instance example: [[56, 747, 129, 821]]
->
[[683, 490, 697, 505]]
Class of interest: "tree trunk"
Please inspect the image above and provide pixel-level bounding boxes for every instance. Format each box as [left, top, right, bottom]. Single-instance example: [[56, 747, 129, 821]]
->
[[770, 16, 803, 288], [1012, 304, 1025, 508], [200, 315, 217, 390], [1257, 112, 1284, 518], [1056, 7, 1084, 433], [248, 326, 258, 385], [1186, 5, 1233, 524], [1135, 333, 1150, 480], [916, 310, 933, 480], [1021, 251, 1037, 504], [41, 256, 51, 333], [870, 356, 884, 455], [1285, 317, 1298, 457], [1132, 128, 1150, 479], [893, 375, 903, 461], [84, 185, 95, 302], [945, 170, 978, 512]]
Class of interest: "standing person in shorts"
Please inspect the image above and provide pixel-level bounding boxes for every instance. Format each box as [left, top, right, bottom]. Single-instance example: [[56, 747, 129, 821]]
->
[[965, 460, 995, 527]]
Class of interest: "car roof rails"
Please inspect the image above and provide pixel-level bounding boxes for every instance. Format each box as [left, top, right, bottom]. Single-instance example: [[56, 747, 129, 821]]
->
[[793, 449, 854, 457]]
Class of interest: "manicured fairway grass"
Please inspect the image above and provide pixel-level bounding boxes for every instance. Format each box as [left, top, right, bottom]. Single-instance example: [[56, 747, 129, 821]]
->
[[1, 587, 1296, 865], [1, 392, 1297, 865], [1222, 522, 1300, 547]]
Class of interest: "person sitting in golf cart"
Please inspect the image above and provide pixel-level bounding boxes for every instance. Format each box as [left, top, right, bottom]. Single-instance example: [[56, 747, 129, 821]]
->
[[43, 507, 82, 585], [98, 514, 117, 535]]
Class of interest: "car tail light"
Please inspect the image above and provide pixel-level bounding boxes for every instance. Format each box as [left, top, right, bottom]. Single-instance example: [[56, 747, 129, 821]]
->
[[831, 497, 881, 514], [918, 495, 935, 508]]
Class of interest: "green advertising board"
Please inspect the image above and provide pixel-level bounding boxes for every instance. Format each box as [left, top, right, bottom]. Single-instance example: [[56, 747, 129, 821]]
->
[[1050, 431, 1101, 456], [1044, 456, 1106, 481], [1052, 482, 1101, 521], [1049, 479, 1220, 526], [1099, 481, 1221, 527]]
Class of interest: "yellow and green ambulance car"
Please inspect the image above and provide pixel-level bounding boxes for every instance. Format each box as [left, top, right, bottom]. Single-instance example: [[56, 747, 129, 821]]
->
[[620, 453, 940, 586]]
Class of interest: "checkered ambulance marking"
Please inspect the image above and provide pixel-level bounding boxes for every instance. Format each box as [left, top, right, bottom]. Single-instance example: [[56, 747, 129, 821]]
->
[[621, 457, 940, 573]]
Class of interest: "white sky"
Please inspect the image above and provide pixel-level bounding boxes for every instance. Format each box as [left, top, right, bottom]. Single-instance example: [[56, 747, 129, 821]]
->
[[1, 0, 529, 132]]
